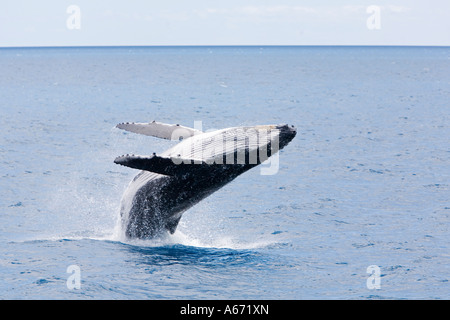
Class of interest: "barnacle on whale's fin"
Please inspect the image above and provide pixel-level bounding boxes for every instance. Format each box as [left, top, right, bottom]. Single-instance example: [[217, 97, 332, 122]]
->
[[116, 121, 202, 141]]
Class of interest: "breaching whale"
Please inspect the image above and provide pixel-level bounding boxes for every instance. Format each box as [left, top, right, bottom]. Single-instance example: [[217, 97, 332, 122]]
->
[[114, 121, 296, 239]]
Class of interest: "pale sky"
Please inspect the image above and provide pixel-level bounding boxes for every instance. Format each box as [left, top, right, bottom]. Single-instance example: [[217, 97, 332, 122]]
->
[[1, 0, 449, 47]]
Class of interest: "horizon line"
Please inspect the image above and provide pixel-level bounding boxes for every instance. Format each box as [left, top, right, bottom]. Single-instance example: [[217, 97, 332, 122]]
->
[[1, 44, 450, 50]]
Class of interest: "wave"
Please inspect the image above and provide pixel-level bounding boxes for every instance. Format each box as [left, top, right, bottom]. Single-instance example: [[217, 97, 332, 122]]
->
[[112, 229, 282, 250], [11, 226, 284, 252]]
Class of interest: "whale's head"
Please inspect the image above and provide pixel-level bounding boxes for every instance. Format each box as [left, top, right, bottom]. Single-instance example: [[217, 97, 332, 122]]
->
[[276, 124, 297, 150], [253, 124, 296, 151]]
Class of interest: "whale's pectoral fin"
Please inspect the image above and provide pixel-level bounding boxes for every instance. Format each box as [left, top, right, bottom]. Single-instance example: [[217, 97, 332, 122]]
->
[[116, 121, 202, 140], [114, 154, 210, 176]]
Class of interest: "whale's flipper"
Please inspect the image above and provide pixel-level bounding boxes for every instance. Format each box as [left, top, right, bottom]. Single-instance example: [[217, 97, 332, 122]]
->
[[116, 121, 202, 140], [114, 154, 210, 176]]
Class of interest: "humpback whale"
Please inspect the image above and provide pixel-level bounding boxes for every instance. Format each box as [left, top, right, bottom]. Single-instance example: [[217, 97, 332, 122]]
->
[[114, 121, 296, 239]]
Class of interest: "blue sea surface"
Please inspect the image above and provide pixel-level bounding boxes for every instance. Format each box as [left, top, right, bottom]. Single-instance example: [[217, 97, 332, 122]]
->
[[0, 46, 449, 299]]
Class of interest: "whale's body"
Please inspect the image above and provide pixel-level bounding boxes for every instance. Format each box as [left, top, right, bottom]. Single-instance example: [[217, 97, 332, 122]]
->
[[114, 121, 296, 239]]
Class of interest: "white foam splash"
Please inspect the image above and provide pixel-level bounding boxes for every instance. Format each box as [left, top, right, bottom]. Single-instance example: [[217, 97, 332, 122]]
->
[[111, 229, 280, 250]]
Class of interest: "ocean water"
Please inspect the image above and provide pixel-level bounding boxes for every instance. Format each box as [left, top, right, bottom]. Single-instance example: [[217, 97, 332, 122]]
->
[[0, 46, 449, 299]]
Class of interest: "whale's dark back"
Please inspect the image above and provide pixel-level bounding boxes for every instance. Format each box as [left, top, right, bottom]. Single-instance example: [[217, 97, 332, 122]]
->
[[122, 164, 254, 239]]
